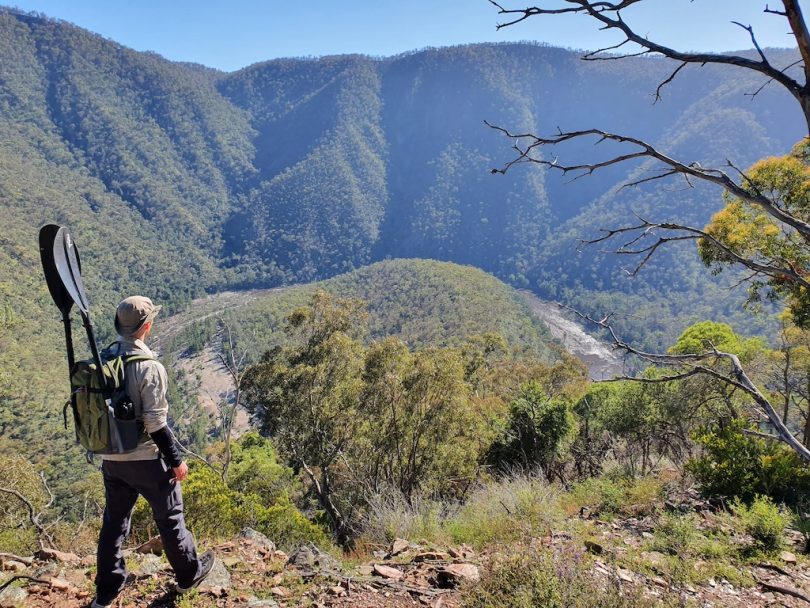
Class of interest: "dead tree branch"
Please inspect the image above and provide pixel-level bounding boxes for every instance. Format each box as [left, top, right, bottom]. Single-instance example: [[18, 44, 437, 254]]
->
[[0, 472, 56, 550], [487, 124, 810, 241], [216, 319, 252, 484], [489, 0, 810, 124], [577, 217, 810, 286]]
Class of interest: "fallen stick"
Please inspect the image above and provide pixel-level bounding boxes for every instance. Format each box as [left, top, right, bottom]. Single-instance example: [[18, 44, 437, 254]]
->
[[756, 562, 793, 577], [758, 579, 810, 605], [0, 575, 51, 592]]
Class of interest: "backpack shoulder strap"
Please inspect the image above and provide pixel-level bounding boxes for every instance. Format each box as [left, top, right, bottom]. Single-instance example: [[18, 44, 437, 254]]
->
[[122, 354, 156, 365]]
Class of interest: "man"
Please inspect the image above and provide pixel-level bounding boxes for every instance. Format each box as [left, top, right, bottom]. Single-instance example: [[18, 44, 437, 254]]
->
[[91, 296, 214, 608]]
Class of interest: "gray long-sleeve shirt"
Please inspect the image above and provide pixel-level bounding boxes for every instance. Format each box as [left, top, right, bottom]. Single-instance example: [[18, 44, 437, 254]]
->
[[102, 336, 168, 461]]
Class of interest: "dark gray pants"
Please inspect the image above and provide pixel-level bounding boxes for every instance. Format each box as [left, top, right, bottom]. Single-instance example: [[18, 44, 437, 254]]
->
[[95, 458, 199, 603]]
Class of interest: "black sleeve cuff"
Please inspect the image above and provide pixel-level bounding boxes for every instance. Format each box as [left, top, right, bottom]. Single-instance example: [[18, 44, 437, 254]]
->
[[149, 426, 183, 468]]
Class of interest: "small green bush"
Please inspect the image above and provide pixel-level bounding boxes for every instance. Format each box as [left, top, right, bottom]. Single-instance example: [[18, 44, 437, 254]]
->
[[731, 495, 788, 553], [687, 420, 810, 504], [445, 476, 562, 547], [360, 475, 562, 549], [463, 545, 671, 608], [566, 474, 664, 517]]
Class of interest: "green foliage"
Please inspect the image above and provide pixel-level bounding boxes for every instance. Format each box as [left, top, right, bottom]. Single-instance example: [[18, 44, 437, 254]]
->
[[0, 455, 48, 554], [700, 141, 810, 327], [244, 291, 540, 541], [361, 474, 564, 549], [731, 495, 788, 553], [670, 321, 766, 361], [131, 435, 329, 549], [687, 419, 810, 504], [445, 476, 562, 548], [487, 382, 578, 477], [566, 475, 665, 518]]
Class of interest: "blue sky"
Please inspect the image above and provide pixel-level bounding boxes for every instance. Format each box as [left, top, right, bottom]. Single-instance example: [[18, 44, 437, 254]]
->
[[7, 0, 805, 72]]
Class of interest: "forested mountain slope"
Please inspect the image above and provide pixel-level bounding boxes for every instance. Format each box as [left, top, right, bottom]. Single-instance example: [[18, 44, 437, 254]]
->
[[0, 8, 803, 483], [1, 9, 801, 334]]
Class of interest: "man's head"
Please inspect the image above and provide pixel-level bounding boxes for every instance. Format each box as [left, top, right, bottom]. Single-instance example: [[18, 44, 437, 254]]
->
[[115, 296, 161, 340]]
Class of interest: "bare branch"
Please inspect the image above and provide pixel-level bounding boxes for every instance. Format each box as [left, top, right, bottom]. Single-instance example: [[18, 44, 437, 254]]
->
[[730, 21, 770, 65], [765, 4, 788, 17], [578, 218, 810, 289], [654, 61, 687, 103], [489, 0, 805, 106], [487, 124, 810, 240], [0, 472, 56, 550]]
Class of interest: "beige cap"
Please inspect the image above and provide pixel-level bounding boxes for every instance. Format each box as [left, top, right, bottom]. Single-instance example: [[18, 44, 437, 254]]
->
[[115, 296, 162, 337]]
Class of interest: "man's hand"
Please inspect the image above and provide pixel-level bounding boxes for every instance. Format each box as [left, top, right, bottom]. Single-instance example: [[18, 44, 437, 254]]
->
[[171, 461, 188, 482]]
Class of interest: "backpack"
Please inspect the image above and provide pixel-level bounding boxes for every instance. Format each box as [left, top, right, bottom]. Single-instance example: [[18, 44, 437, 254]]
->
[[64, 345, 155, 454]]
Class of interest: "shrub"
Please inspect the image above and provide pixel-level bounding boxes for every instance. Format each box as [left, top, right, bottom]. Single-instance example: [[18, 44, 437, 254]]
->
[[360, 490, 448, 546], [462, 545, 668, 608], [487, 382, 578, 477], [687, 419, 810, 504], [445, 476, 561, 548], [360, 474, 562, 549], [731, 495, 788, 553], [131, 464, 330, 549], [565, 474, 664, 518]]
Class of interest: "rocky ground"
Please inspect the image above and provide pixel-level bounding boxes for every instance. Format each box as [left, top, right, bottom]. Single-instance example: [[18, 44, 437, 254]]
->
[[0, 531, 469, 607], [2, 500, 810, 607]]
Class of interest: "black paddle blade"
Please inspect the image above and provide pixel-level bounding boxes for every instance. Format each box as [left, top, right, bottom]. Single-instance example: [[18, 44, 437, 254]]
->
[[39, 224, 74, 315], [53, 226, 90, 315]]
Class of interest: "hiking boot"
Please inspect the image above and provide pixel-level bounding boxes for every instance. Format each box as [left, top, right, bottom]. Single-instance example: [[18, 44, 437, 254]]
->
[[176, 550, 216, 594], [89, 600, 111, 608]]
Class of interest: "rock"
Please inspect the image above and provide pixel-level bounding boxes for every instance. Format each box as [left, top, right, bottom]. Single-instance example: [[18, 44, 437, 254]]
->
[[287, 543, 339, 571], [437, 563, 480, 587], [372, 564, 404, 580], [1, 561, 27, 573], [616, 568, 634, 583], [356, 565, 374, 576], [447, 547, 462, 559], [80, 555, 95, 567], [222, 556, 242, 568], [36, 548, 80, 564], [44, 576, 71, 590], [32, 562, 62, 579], [640, 551, 667, 570], [270, 586, 290, 597], [247, 599, 280, 608], [584, 540, 604, 555], [414, 551, 450, 562], [641, 531, 654, 540], [135, 536, 163, 555], [238, 528, 276, 552], [0, 585, 27, 607], [198, 558, 230, 592], [390, 538, 410, 556], [780, 550, 797, 564], [328, 585, 346, 596], [651, 575, 668, 587], [136, 553, 166, 577]]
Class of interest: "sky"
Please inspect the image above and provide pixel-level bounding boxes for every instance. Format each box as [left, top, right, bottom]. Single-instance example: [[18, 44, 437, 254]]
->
[[6, 0, 806, 72]]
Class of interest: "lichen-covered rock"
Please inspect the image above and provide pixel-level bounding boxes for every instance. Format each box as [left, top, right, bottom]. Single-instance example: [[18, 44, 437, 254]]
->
[[198, 558, 230, 591], [238, 528, 275, 553], [0, 585, 27, 608]]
